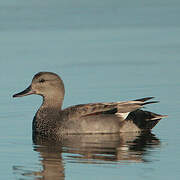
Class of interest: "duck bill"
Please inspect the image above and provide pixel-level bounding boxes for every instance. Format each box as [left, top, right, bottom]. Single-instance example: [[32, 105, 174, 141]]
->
[[13, 85, 35, 98]]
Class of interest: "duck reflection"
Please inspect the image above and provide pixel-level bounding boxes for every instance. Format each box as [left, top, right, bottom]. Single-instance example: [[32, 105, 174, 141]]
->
[[14, 132, 160, 180]]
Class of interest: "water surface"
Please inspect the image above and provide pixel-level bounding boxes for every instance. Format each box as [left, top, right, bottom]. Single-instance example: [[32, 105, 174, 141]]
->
[[0, 0, 180, 179]]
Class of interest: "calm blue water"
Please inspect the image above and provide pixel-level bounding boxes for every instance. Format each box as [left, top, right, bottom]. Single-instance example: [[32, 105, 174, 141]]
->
[[0, 0, 180, 179]]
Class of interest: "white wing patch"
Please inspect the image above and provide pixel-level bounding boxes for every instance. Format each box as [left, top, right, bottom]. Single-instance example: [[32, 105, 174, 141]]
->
[[116, 112, 130, 120]]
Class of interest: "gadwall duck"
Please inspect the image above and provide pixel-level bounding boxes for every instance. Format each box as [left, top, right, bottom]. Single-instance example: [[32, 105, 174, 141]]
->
[[13, 72, 167, 136]]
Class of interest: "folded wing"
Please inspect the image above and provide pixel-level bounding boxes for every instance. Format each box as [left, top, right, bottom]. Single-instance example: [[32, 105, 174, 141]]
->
[[63, 97, 158, 120]]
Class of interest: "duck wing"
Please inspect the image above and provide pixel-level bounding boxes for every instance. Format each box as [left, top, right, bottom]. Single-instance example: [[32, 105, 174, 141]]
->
[[63, 97, 158, 120]]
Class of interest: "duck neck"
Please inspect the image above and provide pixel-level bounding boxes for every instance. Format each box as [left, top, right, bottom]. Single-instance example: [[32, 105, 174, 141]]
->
[[41, 95, 64, 110]]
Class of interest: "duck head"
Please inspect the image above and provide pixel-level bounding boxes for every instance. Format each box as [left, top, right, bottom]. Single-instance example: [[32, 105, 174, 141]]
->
[[13, 72, 65, 107]]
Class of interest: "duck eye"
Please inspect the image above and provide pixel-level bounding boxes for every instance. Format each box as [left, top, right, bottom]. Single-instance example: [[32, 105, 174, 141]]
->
[[39, 79, 45, 83]]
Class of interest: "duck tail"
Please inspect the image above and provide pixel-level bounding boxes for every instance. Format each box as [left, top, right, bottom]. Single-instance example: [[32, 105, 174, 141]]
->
[[145, 112, 168, 129], [126, 110, 168, 130]]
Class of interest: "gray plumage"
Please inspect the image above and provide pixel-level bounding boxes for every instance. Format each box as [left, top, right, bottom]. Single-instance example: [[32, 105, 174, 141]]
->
[[13, 72, 167, 136]]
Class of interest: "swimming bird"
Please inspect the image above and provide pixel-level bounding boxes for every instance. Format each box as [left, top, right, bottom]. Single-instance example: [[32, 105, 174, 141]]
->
[[13, 72, 167, 136]]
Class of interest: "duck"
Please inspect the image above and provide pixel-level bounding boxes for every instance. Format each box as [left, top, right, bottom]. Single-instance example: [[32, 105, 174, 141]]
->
[[13, 72, 167, 136]]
